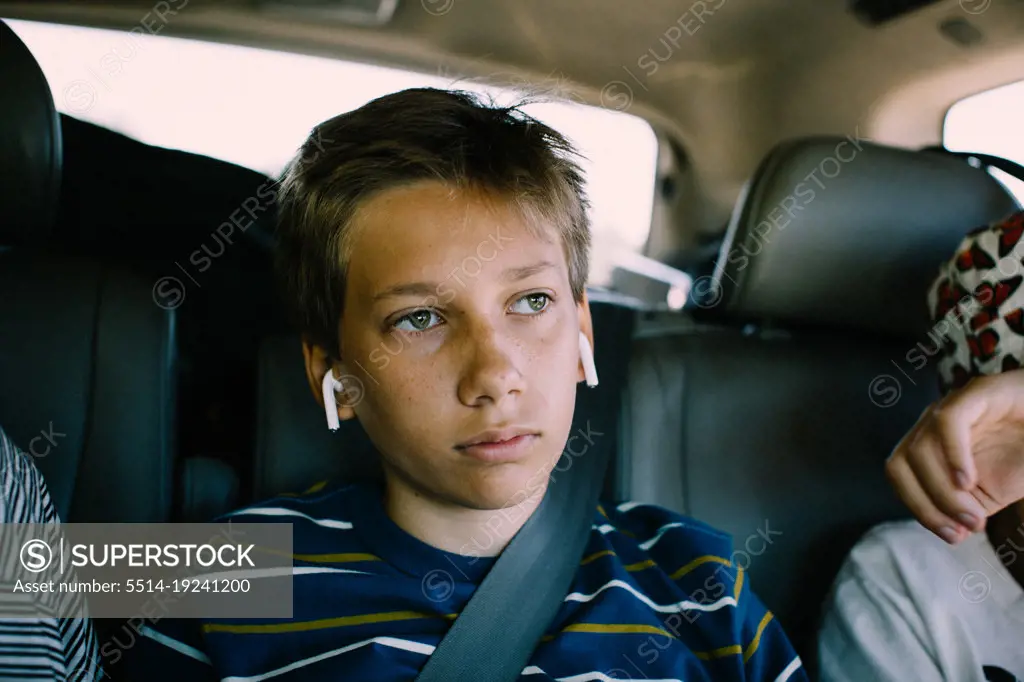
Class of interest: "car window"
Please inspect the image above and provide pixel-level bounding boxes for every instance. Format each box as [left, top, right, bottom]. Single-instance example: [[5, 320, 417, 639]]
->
[[7, 18, 659, 293], [944, 79, 1024, 203]]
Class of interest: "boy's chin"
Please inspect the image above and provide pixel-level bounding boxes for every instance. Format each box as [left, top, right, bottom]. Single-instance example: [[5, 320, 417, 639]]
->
[[449, 467, 550, 512]]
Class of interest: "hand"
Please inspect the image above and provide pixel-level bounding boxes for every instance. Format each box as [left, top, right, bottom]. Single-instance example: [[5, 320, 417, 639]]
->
[[885, 370, 1024, 544]]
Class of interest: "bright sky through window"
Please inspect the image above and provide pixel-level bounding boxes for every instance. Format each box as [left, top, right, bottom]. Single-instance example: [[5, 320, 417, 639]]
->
[[9, 18, 659, 287]]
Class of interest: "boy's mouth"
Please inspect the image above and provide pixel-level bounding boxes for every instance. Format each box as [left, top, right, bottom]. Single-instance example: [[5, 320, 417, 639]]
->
[[456, 427, 539, 463]]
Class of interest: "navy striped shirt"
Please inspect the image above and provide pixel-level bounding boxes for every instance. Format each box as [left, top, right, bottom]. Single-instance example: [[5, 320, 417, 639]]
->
[[129, 480, 806, 681], [0, 426, 101, 681]]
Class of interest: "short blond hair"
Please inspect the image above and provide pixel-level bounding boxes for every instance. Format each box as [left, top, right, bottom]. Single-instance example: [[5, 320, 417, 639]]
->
[[275, 88, 591, 353]]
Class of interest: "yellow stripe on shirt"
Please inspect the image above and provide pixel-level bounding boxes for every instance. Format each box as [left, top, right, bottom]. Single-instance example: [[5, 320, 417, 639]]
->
[[541, 623, 675, 643], [304, 480, 328, 494], [292, 552, 381, 563], [690, 610, 775, 663], [669, 555, 731, 581], [693, 645, 743, 661], [564, 623, 673, 636], [274, 480, 329, 498], [581, 550, 615, 566], [622, 559, 657, 572], [733, 566, 745, 601], [743, 612, 774, 663], [241, 546, 381, 564]]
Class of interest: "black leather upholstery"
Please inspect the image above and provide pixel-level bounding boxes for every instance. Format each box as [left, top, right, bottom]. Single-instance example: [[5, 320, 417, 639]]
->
[[179, 456, 240, 522], [0, 20, 61, 244], [0, 18, 177, 523], [619, 314, 934, 662], [712, 138, 1020, 338], [53, 114, 286, 504], [0, 253, 177, 522], [620, 138, 1021, 668]]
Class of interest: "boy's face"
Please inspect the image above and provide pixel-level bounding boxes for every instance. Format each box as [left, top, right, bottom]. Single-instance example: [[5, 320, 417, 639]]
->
[[305, 181, 593, 512]]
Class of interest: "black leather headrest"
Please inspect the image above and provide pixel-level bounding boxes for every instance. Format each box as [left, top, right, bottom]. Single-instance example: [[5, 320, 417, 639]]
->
[[0, 20, 62, 244], [711, 137, 1020, 338], [254, 334, 381, 504]]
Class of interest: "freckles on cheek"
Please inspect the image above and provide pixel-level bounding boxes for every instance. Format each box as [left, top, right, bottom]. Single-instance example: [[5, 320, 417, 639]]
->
[[389, 364, 442, 408], [527, 330, 572, 375], [540, 319, 573, 352]]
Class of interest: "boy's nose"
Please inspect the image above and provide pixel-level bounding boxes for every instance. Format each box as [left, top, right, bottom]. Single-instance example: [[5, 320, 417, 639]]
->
[[456, 324, 526, 408]]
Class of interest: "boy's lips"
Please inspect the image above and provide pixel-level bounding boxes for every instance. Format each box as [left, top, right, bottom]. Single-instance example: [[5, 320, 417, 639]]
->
[[456, 427, 539, 463]]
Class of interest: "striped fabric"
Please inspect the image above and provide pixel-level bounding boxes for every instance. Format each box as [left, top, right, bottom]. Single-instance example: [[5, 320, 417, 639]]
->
[[128, 480, 806, 681], [0, 427, 102, 681]]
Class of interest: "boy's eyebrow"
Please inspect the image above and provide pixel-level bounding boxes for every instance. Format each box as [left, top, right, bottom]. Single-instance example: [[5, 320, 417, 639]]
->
[[373, 261, 558, 303], [372, 282, 439, 303], [503, 261, 557, 282]]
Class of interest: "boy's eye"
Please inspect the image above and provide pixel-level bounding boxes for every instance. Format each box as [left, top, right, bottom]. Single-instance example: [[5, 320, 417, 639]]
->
[[510, 293, 551, 315], [394, 309, 442, 333]]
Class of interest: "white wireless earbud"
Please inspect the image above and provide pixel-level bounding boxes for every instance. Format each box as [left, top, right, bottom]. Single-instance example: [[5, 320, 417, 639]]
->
[[322, 369, 344, 431], [579, 331, 599, 388]]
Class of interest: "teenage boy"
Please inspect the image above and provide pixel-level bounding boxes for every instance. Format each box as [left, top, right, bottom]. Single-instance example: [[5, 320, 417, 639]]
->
[[128, 88, 806, 681]]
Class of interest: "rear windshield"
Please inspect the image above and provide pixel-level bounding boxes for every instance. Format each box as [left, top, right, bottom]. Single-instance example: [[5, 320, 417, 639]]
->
[[944, 79, 1024, 203], [8, 18, 659, 291]]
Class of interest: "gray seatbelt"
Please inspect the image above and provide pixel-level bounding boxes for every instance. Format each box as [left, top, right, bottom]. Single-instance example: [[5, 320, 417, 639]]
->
[[414, 303, 634, 682]]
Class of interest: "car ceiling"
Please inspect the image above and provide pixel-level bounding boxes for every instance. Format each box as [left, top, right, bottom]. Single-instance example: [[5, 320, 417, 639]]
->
[[2, 0, 1023, 239]]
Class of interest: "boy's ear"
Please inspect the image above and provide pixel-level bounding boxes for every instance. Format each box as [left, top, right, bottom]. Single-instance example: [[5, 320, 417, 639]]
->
[[301, 339, 357, 422], [577, 291, 595, 384]]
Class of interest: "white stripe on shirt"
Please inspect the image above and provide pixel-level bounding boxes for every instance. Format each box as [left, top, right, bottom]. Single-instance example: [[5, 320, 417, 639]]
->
[[774, 655, 804, 682], [638, 523, 686, 551], [226, 507, 354, 529], [565, 578, 738, 613], [523, 666, 683, 682], [221, 635, 436, 682], [140, 625, 212, 665]]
